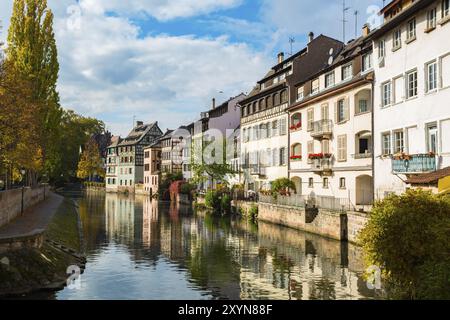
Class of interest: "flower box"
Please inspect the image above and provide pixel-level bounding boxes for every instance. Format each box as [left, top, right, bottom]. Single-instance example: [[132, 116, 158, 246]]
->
[[308, 153, 333, 160], [290, 155, 302, 161], [290, 123, 302, 131]]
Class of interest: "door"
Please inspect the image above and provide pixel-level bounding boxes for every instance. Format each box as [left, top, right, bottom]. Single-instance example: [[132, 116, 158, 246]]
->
[[427, 124, 438, 154]]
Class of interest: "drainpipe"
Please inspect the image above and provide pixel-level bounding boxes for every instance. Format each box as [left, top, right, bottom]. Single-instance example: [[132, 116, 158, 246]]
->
[[371, 74, 376, 202]]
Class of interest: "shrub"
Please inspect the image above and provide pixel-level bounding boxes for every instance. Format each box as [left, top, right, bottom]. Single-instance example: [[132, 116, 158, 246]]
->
[[248, 204, 258, 222], [180, 183, 195, 195], [358, 190, 450, 299], [271, 178, 296, 196], [205, 190, 221, 211], [221, 194, 232, 214]]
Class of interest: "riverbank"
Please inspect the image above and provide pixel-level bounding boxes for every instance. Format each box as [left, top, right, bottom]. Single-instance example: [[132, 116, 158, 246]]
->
[[0, 195, 85, 298]]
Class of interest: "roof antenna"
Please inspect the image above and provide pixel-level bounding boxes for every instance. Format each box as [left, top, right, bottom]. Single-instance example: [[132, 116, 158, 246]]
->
[[288, 37, 295, 56], [354, 10, 359, 38], [342, 0, 351, 43]]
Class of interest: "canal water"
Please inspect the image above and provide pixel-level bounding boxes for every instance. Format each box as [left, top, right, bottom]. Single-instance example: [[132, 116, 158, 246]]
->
[[49, 191, 376, 300]]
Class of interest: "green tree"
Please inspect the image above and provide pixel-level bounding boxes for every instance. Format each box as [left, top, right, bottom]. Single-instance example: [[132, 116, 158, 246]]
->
[[76, 139, 104, 181], [6, 0, 61, 182], [359, 190, 450, 299], [271, 178, 296, 195]]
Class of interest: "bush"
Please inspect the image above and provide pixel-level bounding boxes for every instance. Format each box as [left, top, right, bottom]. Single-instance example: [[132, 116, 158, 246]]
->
[[221, 194, 232, 215], [359, 190, 450, 299], [248, 204, 258, 222], [271, 178, 296, 196], [205, 190, 221, 211], [180, 183, 195, 195]]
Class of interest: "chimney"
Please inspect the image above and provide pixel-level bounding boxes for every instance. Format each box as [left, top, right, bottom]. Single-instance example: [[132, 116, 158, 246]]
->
[[136, 121, 143, 127], [308, 32, 314, 43], [277, 52, 284, 64], [212, 98, 216, 109], [362, 23, 371, 37]]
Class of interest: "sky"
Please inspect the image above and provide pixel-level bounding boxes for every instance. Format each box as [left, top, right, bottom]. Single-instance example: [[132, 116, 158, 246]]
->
[[0, 0, 385, 137]]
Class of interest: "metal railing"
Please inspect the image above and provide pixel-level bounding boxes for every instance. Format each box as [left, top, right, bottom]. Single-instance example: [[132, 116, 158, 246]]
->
[[259, 194, 353, 212], [392, 154, 436, 174], [311, 119, 333, 138], [311, 158, 333, 172]]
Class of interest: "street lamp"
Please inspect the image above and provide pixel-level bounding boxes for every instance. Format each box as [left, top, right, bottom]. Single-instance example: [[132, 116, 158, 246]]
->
[[20, 168, 26, 215]]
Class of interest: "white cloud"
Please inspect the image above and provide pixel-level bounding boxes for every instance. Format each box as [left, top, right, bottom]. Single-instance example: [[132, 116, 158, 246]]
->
[[78, 0, 243, 21], [50, 0, 270, 135], [260, 0, 383, 46]]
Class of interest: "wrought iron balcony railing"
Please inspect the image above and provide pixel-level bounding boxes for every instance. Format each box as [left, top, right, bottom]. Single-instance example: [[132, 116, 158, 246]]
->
[[392, 154, 436, 174], [311, 119, 333, 138]]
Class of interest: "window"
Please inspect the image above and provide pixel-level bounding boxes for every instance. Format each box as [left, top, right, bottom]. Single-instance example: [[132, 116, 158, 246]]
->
[[362, 53, 372, 72], [394, 130, 404, 154], [281, 90, 288, 103], [382, 82, 392, 107], [323, 178, 329, 189], [312, 79, 320, 94], [266, 96, 273, 109], [427, 61, 437, 92], [291, 113, 301, 128], [307, 108, 314, 131], [337, 135, 347, 161], [322, 139, 330, 154], [336, 99, 346, 123], [427, 124, 438, 154], [321, 103, 329, 120], [259, 123, 267, 139], [325, 72, 335, 88], [393, 29, 402, 49], [297, 87, 304, 101], [308, 178, 314, 188], [358, 99, 368, 113], [280, 147, 287, 166], [339, 178, 346, 189], [427, 8, 437, 29], [292, 143, 302, 157], [280, 118, 287, 135], [382, 132, 391, 155], [443, 0, 450, 18], [378, 40, 385, 58], [407, 18, 416, 41], [307, 141, 314, 164], [272, 120, 279, 136], [342, 64, 352, 81], [274, 92, 280, 106], [406, 70, 418, 98]]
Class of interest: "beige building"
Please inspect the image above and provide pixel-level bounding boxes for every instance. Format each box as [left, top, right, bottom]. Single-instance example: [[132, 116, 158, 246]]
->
[[288, 28, 374, 211], [143, 141, 162, 197]]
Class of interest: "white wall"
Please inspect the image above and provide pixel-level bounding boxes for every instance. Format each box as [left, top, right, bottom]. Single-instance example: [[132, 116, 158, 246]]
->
[[373, 1, 450, 198]]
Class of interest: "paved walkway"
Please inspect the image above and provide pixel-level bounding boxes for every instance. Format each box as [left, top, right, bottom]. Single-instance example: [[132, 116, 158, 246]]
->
[[0, 192, 64, 241]]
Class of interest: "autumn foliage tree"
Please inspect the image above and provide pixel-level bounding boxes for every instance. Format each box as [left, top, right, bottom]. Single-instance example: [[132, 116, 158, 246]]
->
[[76, 139, 105, 182]]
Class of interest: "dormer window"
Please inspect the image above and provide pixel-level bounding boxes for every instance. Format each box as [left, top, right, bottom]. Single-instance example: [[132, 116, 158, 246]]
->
[[325, 72, 335, 88], [362, 53, 372, 72], [341, 63, 352, 81], [297, 87, 304, 101], [312, 79, 320, 95]]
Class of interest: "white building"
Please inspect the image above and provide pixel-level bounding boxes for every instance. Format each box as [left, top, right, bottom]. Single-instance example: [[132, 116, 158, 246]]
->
[[371, 0, 450, 199], [106, 136, 122, 193], [288, 30, 374, 210]]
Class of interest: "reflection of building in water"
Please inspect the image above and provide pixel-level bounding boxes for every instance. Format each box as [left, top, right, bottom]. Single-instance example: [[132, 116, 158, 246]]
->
[[234, 221, 372, 300], [142, 197, 159, 247], [105, 193, 136, 244]]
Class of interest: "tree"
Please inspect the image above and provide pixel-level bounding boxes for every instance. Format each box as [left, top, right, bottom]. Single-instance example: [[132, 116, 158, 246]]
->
[[6, 0, 61, 182], [359, 190, 450, 299], [76, 139, 104, 181], [271, 178, 296, 195]]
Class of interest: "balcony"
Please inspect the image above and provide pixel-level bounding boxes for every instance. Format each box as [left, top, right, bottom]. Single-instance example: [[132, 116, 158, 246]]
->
[[311, 158, 333, 173], [250, 165, 267, 177], [311, 119, 333, 139], [392, 154, 436, 174]]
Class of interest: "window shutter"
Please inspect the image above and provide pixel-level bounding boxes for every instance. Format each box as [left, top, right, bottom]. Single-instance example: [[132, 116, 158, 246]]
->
[[280, 118, 287, 135], [267, 148, 272, 166], [334, 102, 338, 124], [267, 123, 271, 138], [344, 98, 350, 121], [273, 148, 279, 166], [322, 140, 330, 154], [284, 148, 288, 165]]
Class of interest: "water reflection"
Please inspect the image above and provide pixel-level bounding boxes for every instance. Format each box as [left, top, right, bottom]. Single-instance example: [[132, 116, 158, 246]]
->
[[53, 191, 375, 300]]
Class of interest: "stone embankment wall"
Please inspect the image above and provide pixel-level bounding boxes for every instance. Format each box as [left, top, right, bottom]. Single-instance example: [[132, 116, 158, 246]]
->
[[240, 201, 369, 244], [0, 185, 49, 228]]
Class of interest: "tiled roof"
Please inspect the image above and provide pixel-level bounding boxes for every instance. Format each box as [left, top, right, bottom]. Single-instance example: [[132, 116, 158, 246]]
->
[[406, 167, 450, 185], [118, 122, 160, 146]]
